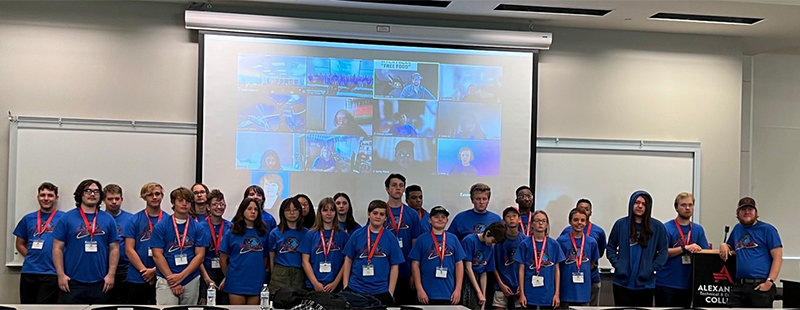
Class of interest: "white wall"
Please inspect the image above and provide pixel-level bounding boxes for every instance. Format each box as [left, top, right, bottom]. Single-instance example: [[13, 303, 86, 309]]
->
[[0, 1, 747, 303], [0, 2, 197, 303], [537, 27, 743, 246], [749, 53, 800, 279]]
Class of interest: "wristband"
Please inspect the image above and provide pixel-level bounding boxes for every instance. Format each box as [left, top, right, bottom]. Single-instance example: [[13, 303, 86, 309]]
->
[[768, 278, 775, 284], [681, 244, 687, 253]]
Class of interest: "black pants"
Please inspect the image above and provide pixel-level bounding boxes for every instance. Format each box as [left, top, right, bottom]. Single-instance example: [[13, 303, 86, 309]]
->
[[59, 280, 110, 304], [394, 276, 414, 305], [20, 273, 59, 304], [728, 282, 776, 308], [199, 268, 230, 305], [373, 291, 395, 306], [108, 268, 129, 304], [560, 301, 588, 308], [128, 281, 156, 305], [612, 284, 653, 307], [654, 285, 692, 308], [524, 306, 555, 310], [428, 299, 452, 305]]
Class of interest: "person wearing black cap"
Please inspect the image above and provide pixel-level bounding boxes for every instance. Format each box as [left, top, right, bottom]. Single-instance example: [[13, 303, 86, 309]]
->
[[720, 197, 783, 308], [410, 206, 466, 305]]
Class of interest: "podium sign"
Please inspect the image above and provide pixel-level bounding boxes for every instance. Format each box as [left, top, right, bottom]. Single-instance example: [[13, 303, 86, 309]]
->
[[692, 251, 737, 307]]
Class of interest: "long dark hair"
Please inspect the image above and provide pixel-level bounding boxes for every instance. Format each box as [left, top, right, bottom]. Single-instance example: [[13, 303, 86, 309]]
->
[[232, 198, 267, 236], [189, 183, 209, 219], [630, 193, 654, 247], [73, 179, 104, 208], [334, 192, 359, 232], [278, 198, 303, 232], [295, 193, 316, 229]]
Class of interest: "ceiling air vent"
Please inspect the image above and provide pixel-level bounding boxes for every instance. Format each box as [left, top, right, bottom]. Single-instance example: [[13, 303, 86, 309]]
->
[[494, 4, 612, 17], [337, 0, 452, 8], [649, 12, 763, 25]]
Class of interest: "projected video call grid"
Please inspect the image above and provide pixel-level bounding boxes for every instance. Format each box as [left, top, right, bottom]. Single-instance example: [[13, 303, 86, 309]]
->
[[235, 54, 503, 181]]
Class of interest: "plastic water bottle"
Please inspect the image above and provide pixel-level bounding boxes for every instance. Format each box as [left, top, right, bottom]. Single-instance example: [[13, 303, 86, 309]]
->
[[207, 282, 216, 306], [260, 283, 270, 309]]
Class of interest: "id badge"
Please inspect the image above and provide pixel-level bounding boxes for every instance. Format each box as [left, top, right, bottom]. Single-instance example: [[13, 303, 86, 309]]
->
[[572, 272, 584, 283], [532, 275, 544, 287], [398, 238, 404, 248], [319, 262, 332, 273], [174, 254, 188, 266], [84, 240, 98, 253], [211, 257, 221, 269], [362, 264, 375, 277], [681, 255, 692, 265], [31, 239, 44, 250], [435, 266, 448, 278], [147, 248, 153, 257]]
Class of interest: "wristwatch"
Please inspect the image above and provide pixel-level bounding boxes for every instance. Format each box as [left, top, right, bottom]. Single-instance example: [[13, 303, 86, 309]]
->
[[767, 278, 775, 284]]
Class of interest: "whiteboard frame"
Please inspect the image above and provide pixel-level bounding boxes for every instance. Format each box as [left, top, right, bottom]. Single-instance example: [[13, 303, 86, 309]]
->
[[536, 137, 702, 221], [5, 115, 196, 267]]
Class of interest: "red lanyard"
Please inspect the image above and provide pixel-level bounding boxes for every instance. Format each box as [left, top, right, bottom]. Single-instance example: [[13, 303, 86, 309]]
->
[[586, 222, 593, 237], [366, 227, 385, 264], [172, 216, 190, 252], [674, 219, 692, 246], [207, 218, 224, 256], [431, 231, 447, 266], [37, 210, 56, 236], [147, 211, 163, 233], [320, 230, 335, 261], [388, 206, 404, 236], [520, 213, 532, 236], [570, 233, 586, 270], [78, 208, 99, 239], [532, 236, 547, 274]]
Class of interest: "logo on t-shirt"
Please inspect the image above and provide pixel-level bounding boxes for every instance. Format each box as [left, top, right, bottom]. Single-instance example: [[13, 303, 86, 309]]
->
[[358, 244, 387, 259], [314, 242, 342, 255], [167, 237, 195, 253], [33, 223, 55, 238], [564, 247, 590, 265], [527, 253, 555, 269], [383, 221, 410, 232], [76, 225, 107, 239], [504, 247, 518, 266], [116, 224, 123, 237], [139, 229, 152, 242], [471, 223, 487, 234], [240, 236, 264, 254], [735, 234, 758, 250], [426, 245, 454, 260], [472, 250, 488, 266], [278, 237, 300, 253]]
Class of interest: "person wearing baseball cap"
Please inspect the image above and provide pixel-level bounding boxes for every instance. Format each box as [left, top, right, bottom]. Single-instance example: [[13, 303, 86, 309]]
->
[[410, 206, 466, 305], [720, 197, 783, 308]]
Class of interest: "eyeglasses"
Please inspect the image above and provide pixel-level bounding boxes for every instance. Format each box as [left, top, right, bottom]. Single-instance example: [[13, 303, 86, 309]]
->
[[211, 202, 226, 207], [532, 219, 547, 224], [84, 189, 100, 195], [517, 195, 533, 199]]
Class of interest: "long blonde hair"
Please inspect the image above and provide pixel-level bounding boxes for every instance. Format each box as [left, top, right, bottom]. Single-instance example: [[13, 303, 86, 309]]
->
[[311, 197, 340, 233]]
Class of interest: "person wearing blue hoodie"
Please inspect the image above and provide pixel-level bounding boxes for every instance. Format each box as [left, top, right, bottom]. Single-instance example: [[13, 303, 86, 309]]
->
[[606, 190, 668, 307]]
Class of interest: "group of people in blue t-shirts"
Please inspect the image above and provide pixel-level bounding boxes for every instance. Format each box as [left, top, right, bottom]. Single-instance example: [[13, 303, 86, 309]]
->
[[13, 175, 783, 309]]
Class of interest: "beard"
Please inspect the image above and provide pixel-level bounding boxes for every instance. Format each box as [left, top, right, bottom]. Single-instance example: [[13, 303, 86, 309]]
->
[[678, 213, 692, 221], [738, 216, 757, 225]]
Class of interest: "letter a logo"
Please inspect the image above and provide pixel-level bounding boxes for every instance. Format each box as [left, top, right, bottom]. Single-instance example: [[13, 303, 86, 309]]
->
[[713, 265, 734, 283]]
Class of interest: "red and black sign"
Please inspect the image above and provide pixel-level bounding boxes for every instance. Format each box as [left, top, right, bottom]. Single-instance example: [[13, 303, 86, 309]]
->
[[692, 252, 737, 307]]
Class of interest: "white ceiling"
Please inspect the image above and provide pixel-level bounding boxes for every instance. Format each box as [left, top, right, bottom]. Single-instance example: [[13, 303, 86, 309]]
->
[[211, 0, 800, 55]]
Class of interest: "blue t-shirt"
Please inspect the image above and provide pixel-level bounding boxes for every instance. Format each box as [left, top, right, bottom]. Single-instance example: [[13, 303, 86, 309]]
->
[[312, 157, 336, 170], [52, 208, 120, 283], [122, 209, 169, 284], [111, 210, 134, 270], [556, 234, 600, 303], [560, 222, 607, 284], [420, 213, 431, 233], [194, 213, 207, 223], [461, 233, 495, 275], [339, 221, 362, 236], [198, 218, 232, 270], [13, 210, 65, 275], [389, 124, 417, 137], [382, 205, 422, 278], [514, 237, 566, 306], [409, 231, 466, 301], [343, 226, 405, 295], [219, 227, 269, 295], [150, 216, 206, 285], [269, 227, 309, 268], [262, 213, 277, 233], [656, 220, 709, 289], [448, 209, 502, 241], [726, 221, 782, 279], [494, 233, 527, 291], [299, 228, 350, 288]]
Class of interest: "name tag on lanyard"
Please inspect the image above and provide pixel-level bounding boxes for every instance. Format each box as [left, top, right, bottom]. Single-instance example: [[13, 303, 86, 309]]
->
[[682, 254, 692, 265], [572, 272, 584, 283], [84, 240, 98, 253], [435, 266, 448, 278], [362, 264, 375, 276], [175, 254, 188, 266], [319, 262, 332, 273], [31, 239, 44, 250], [532, 275, 544, 287], [211, 257, 221, 269]]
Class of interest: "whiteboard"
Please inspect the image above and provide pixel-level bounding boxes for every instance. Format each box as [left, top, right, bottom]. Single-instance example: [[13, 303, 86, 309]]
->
[[5, 116, 196, 266], [535, 138, 700, 269]]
